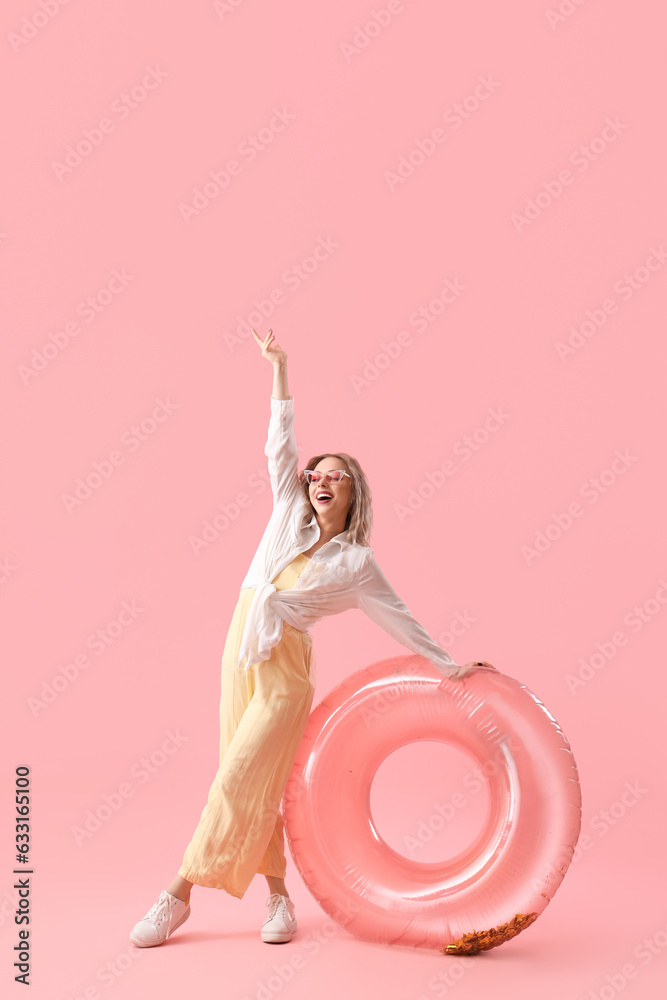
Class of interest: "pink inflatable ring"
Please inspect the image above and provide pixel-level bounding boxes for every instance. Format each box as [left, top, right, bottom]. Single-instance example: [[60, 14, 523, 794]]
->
[[284, 654, 582, 952]]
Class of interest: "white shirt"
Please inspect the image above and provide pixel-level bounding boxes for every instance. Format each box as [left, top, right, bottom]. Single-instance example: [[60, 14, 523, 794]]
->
[[237, 395, 459, 678]]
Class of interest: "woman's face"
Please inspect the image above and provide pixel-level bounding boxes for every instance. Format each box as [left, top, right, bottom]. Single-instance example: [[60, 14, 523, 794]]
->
[[308, 457, 353, 521]]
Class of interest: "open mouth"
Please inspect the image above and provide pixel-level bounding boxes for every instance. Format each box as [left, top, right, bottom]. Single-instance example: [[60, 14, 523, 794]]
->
[[315, 490, 334, 504]]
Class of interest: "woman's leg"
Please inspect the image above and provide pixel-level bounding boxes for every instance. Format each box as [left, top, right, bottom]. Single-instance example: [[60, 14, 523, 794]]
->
[[256, 629, 315, 902], [177, 624, 314, 898], [166, 875, 193, 903], [265, 875, 289, 898], [171, 596, 252, 896]]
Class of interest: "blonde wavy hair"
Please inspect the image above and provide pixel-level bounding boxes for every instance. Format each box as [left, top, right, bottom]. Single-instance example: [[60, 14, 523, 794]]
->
[[298, 452, 373, 548]]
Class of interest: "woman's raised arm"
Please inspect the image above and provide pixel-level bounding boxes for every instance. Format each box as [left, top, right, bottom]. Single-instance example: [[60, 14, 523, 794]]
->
[[251, 327, 290, 400], [250, 328, 300, 506]]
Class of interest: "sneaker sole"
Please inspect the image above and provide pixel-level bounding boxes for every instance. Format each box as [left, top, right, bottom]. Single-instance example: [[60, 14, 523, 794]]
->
[[261, 921, 297, 943], [130, 905, 191, 947]]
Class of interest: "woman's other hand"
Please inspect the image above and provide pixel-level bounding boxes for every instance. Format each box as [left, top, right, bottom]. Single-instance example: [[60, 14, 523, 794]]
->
[[252, 327, 287, 367], [449, 660, 498, 681]]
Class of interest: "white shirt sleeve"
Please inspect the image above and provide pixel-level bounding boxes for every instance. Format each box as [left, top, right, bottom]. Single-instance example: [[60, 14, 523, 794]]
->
[[356, 553, 460, 678], [265, 395, 301, 507]]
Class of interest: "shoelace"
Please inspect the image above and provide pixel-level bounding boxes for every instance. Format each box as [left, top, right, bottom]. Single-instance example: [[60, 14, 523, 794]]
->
[[265, 893, 292, 921], [145, 891, 178, 932]]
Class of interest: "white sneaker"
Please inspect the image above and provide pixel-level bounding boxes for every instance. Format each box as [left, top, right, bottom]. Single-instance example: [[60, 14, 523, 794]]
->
[[261, 893, 297, 943], [129, 889, 191, 947]]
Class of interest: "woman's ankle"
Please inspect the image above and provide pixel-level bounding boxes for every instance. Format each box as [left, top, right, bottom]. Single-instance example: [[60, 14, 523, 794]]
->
[[265, 878, 289, 898], [166, 876, 193, 903]]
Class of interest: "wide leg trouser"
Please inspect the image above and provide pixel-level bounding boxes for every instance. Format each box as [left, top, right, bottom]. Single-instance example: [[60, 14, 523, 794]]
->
[[177, 594, 315, 899]]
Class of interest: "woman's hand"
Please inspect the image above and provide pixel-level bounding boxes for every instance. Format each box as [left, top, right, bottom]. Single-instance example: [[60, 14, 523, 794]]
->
[[252, 328, 290, 399], [251, 327, 287, 367], [449, 660, 498, 681]]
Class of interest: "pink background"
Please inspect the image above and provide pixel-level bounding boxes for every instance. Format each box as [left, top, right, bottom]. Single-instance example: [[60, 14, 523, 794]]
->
[[2, 1, 666, 997]]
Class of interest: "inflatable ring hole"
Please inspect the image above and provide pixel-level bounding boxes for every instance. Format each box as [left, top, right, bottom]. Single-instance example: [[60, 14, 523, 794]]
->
[[370, 741, 492, 864]]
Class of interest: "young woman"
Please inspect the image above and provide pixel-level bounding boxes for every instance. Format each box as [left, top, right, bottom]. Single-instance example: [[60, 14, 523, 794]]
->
[[129, 329, 495, 948]]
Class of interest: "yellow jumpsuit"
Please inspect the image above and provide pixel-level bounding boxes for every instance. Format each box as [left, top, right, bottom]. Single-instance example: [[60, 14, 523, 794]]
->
[[177, 552, 315, 898]]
